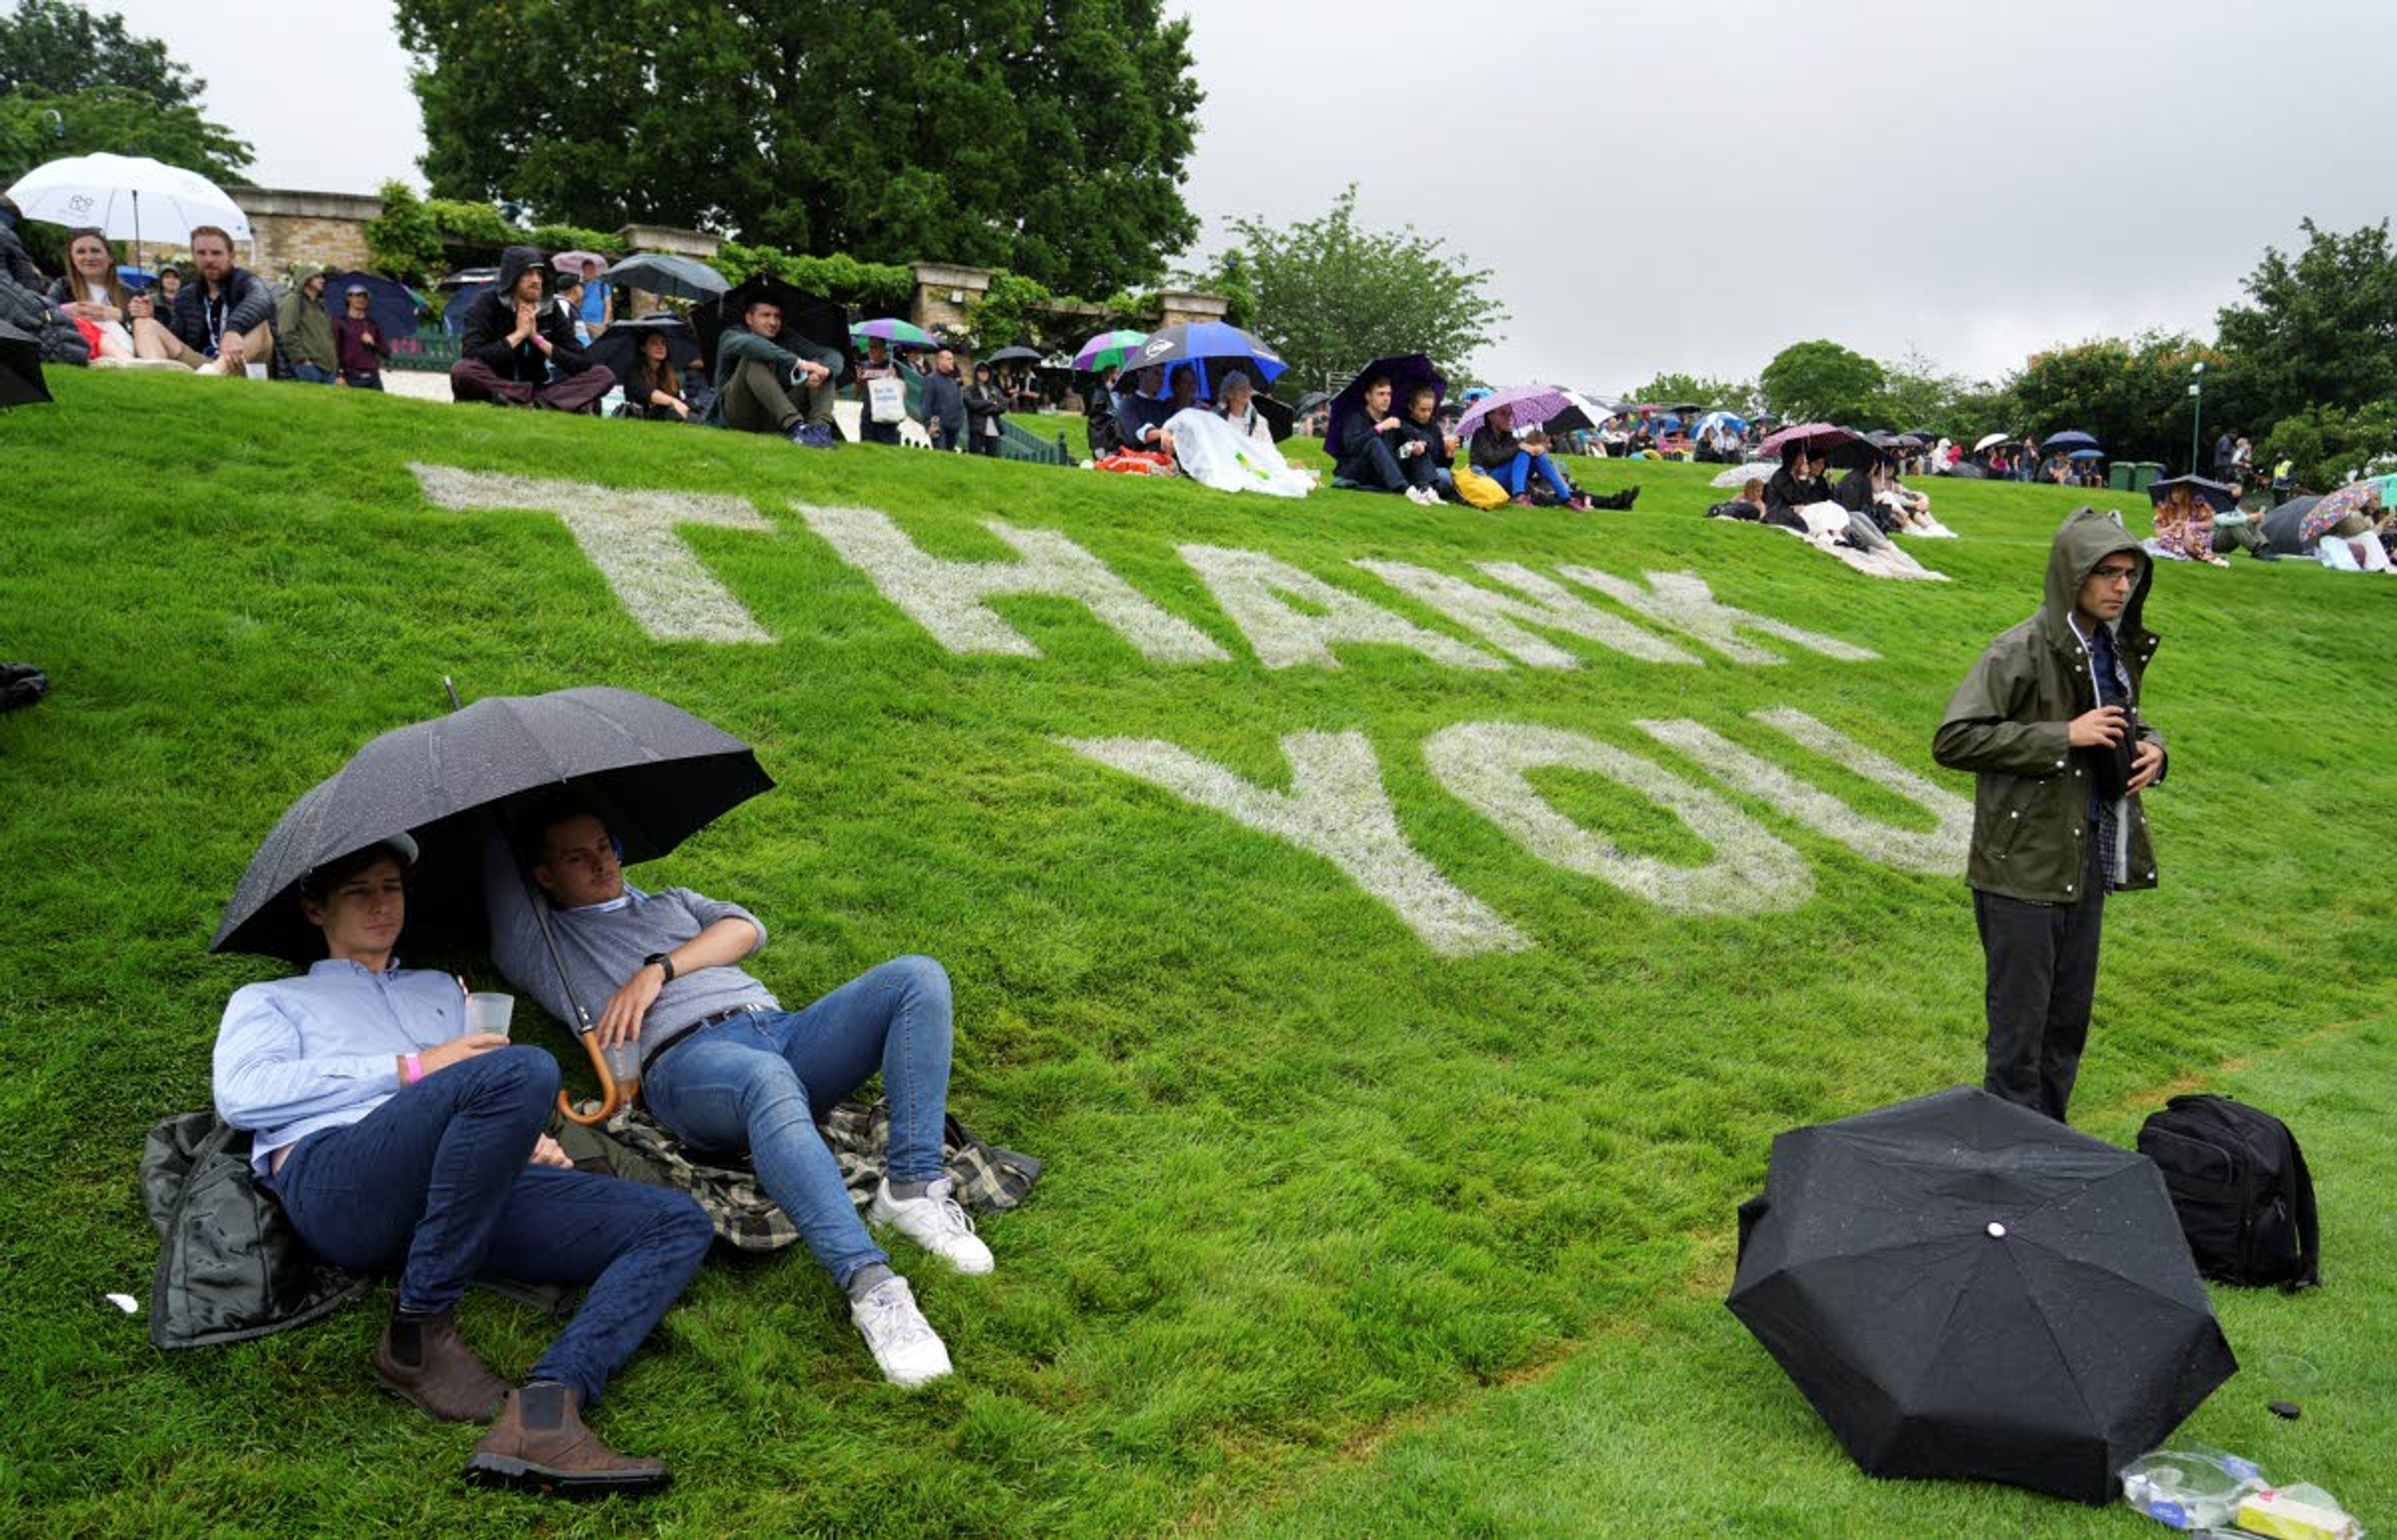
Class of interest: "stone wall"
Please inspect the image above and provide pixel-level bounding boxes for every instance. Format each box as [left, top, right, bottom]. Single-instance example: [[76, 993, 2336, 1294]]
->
[[910, 262, 993, 335], [228, 188, 384, 276]]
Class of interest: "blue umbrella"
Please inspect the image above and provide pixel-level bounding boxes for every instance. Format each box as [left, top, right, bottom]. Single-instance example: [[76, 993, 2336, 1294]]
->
[[320, 270, 419, 345], [116, 264, 155, 290], [1655, 413, 1684, 433], [1323, 353, 1446, 457], [2041, 429, 2101, 454], [1692, 411, 1748, 436], [1126, 320, 1287, 393], [2067, 448, 2107, 461]]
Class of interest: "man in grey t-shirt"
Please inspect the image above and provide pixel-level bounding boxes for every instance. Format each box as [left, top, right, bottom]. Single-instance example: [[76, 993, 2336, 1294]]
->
[[485, 806, 991, 1388]]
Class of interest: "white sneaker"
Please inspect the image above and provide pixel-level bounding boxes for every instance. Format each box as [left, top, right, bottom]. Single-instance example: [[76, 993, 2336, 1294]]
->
[[868, 1177, 995, 1275], [850, 1276, 953, 1388]]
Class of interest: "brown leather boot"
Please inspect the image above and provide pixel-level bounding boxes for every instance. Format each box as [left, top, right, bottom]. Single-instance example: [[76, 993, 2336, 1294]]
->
[[464, 1383, 670, 1496], [371, 1312, 510, 1424]]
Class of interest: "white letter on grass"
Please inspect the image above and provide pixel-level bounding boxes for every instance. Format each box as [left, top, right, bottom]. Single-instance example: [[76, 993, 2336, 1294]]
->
[[1055, 730, 1529, 958], [411, 464, 773, 642], [1180, 545, 1506, 671], [1353, 560, 1698, 668], [1554, 567, 1876, 665], [799, 506, 1228, 662], [1634, 708, 1970, 875], [1423, 722, 1812, 914]]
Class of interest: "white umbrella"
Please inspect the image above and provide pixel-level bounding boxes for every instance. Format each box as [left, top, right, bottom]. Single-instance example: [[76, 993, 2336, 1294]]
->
[[3, 153, 253, 262], [1973, 432, 2012, 453]]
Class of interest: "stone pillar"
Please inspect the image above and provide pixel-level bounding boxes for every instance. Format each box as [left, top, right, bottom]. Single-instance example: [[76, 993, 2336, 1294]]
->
[[1154, 290, 1230, 330], [910, 262, 993, 338], [227, 188, 385, 277], [616, 224, 722, 260]]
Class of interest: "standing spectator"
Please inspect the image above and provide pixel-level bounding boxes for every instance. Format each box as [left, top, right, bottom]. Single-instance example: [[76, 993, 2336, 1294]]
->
[[578, 257, 612, 334], [922, 347, 967, 452], [550, 272, 592, 346], [448, 247, 613, 411], [2211, 429, 2236, 482], [1934, 511, 2166, 1122], [275, 267, 341, 384], [853, 336, 908, 445], [330, 282, 390, 390], [2230, 436, 2253, 486], [1085, 366, 1122, 456], [962, 361, 1007, 455], [132, 226, 273, 376]]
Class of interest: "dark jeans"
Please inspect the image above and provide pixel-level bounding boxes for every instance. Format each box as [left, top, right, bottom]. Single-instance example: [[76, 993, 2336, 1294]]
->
[[269, 1047, 712, 1406], [339, 371, 385, 391], [1973, 833, 2108, 1121], [289, 362, 338, 385], [860, 417, 903, 445], [449, 358, 615, 413], [969, 424, 1002, 455], [1338, 436, 1409, 492]]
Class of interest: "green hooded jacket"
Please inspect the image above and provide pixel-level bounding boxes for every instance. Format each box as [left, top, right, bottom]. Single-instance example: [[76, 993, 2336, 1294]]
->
[[1933, 508, 2165, 903], [275, 265, 338, 371]]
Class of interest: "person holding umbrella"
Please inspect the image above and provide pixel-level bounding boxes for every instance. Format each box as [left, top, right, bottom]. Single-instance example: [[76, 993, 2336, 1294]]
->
[[486, 804, 993, 1390], [212, 835, 711, 1494], [1331, 371, 1426, 501], [1934, 509, 2167, 1121], [331, 282, 391, 390]]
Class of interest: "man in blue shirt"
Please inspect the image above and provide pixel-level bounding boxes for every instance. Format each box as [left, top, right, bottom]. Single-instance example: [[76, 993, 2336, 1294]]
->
[[485, 805, 992, 1389], [214, 835, 711, 1494]]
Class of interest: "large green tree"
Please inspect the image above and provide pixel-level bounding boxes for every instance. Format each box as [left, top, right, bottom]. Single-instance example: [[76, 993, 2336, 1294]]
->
[[2216, 218, 2397, 425], [2009, 331, 2222, 471], [1757, 340, 1884, 423], [1209, 185, 1506, 396], [0, 0, 251, 185], [1622, 371, 1757, 413], [393, 0, 1200, 296]]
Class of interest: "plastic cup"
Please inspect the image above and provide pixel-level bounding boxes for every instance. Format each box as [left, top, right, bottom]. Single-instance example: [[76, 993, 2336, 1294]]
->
[[464, 992, 514, 1037], [600, 1039, 641, 1089]]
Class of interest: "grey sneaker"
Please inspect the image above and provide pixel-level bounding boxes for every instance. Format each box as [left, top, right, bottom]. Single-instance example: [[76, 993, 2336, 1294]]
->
[[851, 1276, 953, 1388], [868, 1177, 995, 1275]]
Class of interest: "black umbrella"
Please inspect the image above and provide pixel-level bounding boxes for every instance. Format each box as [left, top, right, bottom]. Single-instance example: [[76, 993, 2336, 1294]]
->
[[1293, 390, 1332, 414], [318, 270, 418, 348], [587, 314, 702, 393], [981, 345, 1044, 367], [2147, 474, 2240, 515], [211, 686, 774, 965], [1728, 1086, 2236, 1506], [0, 317, 50, 408], [602, 251, 728, 303], [1322, 353, 1445, 456], [1250, 392, 1295, 444], [695, 274, 853, 387]]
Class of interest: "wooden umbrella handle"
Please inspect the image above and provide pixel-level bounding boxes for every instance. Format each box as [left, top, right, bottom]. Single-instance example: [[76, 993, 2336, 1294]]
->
[[555, 1030, 629, 1126]]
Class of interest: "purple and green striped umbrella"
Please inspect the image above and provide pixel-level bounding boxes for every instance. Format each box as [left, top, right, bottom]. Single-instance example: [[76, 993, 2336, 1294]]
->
[[852, 316, 937, 348]]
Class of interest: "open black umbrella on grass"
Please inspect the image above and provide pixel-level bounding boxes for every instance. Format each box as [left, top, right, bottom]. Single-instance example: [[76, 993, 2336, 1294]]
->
[[1728, 1086, 2236, 1506], [587, 314, 702, 393], [695, 274, 853, 386]]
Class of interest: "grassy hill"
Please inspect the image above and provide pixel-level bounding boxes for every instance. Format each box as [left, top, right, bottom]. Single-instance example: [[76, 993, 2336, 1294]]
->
[[2, 371, 2391, 1536]]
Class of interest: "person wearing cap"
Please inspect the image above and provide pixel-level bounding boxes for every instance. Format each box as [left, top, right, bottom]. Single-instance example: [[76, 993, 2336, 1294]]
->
[[1933, 509, 2167, 1122], [212, 835, 711, 1494], [275, 267, 341, 385], [331, 282, 390, 390], [483, 803, 993, 1391]]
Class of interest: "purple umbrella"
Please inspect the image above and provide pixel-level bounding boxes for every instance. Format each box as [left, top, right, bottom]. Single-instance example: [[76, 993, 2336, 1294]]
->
[[1454, 383, 1573, 439]]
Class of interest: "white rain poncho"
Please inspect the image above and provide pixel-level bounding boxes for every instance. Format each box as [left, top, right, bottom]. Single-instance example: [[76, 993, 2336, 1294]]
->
[[1165, 408, 1315, 498]]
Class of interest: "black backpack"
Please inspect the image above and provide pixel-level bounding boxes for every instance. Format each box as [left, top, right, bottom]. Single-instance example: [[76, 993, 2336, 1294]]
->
[[2137, 1095, 2320, 1290]]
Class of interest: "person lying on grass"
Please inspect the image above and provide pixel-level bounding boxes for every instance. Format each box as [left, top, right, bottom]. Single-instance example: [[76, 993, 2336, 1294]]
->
[[485, 805, 993, 1390], [212, 836, 709, 1496]]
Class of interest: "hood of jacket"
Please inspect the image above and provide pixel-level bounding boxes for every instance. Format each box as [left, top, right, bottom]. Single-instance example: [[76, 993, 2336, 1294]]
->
[[2038, 506, 2154, 652], [496, 244, 546, 301]]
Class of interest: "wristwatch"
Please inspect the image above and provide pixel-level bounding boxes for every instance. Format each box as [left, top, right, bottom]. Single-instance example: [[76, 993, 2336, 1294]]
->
[[643, 952, 677, 984]]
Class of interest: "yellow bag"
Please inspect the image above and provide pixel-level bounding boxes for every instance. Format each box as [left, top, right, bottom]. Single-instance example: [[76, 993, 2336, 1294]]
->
[[1453, 464, 1509, 509]]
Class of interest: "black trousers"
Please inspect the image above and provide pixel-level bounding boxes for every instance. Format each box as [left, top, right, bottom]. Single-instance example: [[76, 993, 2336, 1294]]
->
[[1973, 830, 2108, 1121]]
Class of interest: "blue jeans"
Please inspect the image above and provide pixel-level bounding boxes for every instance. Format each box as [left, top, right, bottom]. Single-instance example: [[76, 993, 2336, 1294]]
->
[[290, 363, 338, 385], [269, 1047, 712, 1406], [1487, 449, 1574, 501], [641, 956, 954, 1290]]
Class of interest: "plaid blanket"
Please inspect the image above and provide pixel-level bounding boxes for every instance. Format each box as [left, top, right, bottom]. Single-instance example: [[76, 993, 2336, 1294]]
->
[[551, 1101, 1044, 1252]]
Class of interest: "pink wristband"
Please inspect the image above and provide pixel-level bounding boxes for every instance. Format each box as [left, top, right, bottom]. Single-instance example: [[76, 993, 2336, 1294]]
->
[[403, 1052, 423, 1086]]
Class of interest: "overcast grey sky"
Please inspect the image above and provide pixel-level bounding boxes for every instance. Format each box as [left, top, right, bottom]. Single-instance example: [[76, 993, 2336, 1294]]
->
[[98, 0, 2397, 393]]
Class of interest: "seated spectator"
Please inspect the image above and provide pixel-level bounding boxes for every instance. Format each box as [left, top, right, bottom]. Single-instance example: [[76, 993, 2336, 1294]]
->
[[1333, 373, 1421, 500], [963, 361, 1006, 456], [703, 292, 840, 444], [0, 258, 91, 368], [1469, 403, 1596, 511], [616, 331, 696, 422], [213, 837, 709, 1493], [1880, 463, 1955, 537], [47, 227, 137, 360], [1397, 383, 1459, 503], [275, 267, 341, 385], [1766, 446, 1845, 532], [1124, 365, 1203, 458], [923, 348, 966, 452], [1707, 478, 1770, 521], [854, 337, 908, 444], [449, 249, 612, 411], [1216, 370, 1274, 446], [1114, 364, 1175, 456], [330, 282, 390, 390], [0, 195, 42, 288], [2149, 484, 2230, 568], [2287, 483, 2390, 571], [153, 265, 184, 316], [132, 225, 273, 376]]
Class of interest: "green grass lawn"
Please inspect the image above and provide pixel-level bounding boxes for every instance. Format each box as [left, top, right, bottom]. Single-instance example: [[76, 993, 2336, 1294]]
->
[[2, 372, 2391, 1536]]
